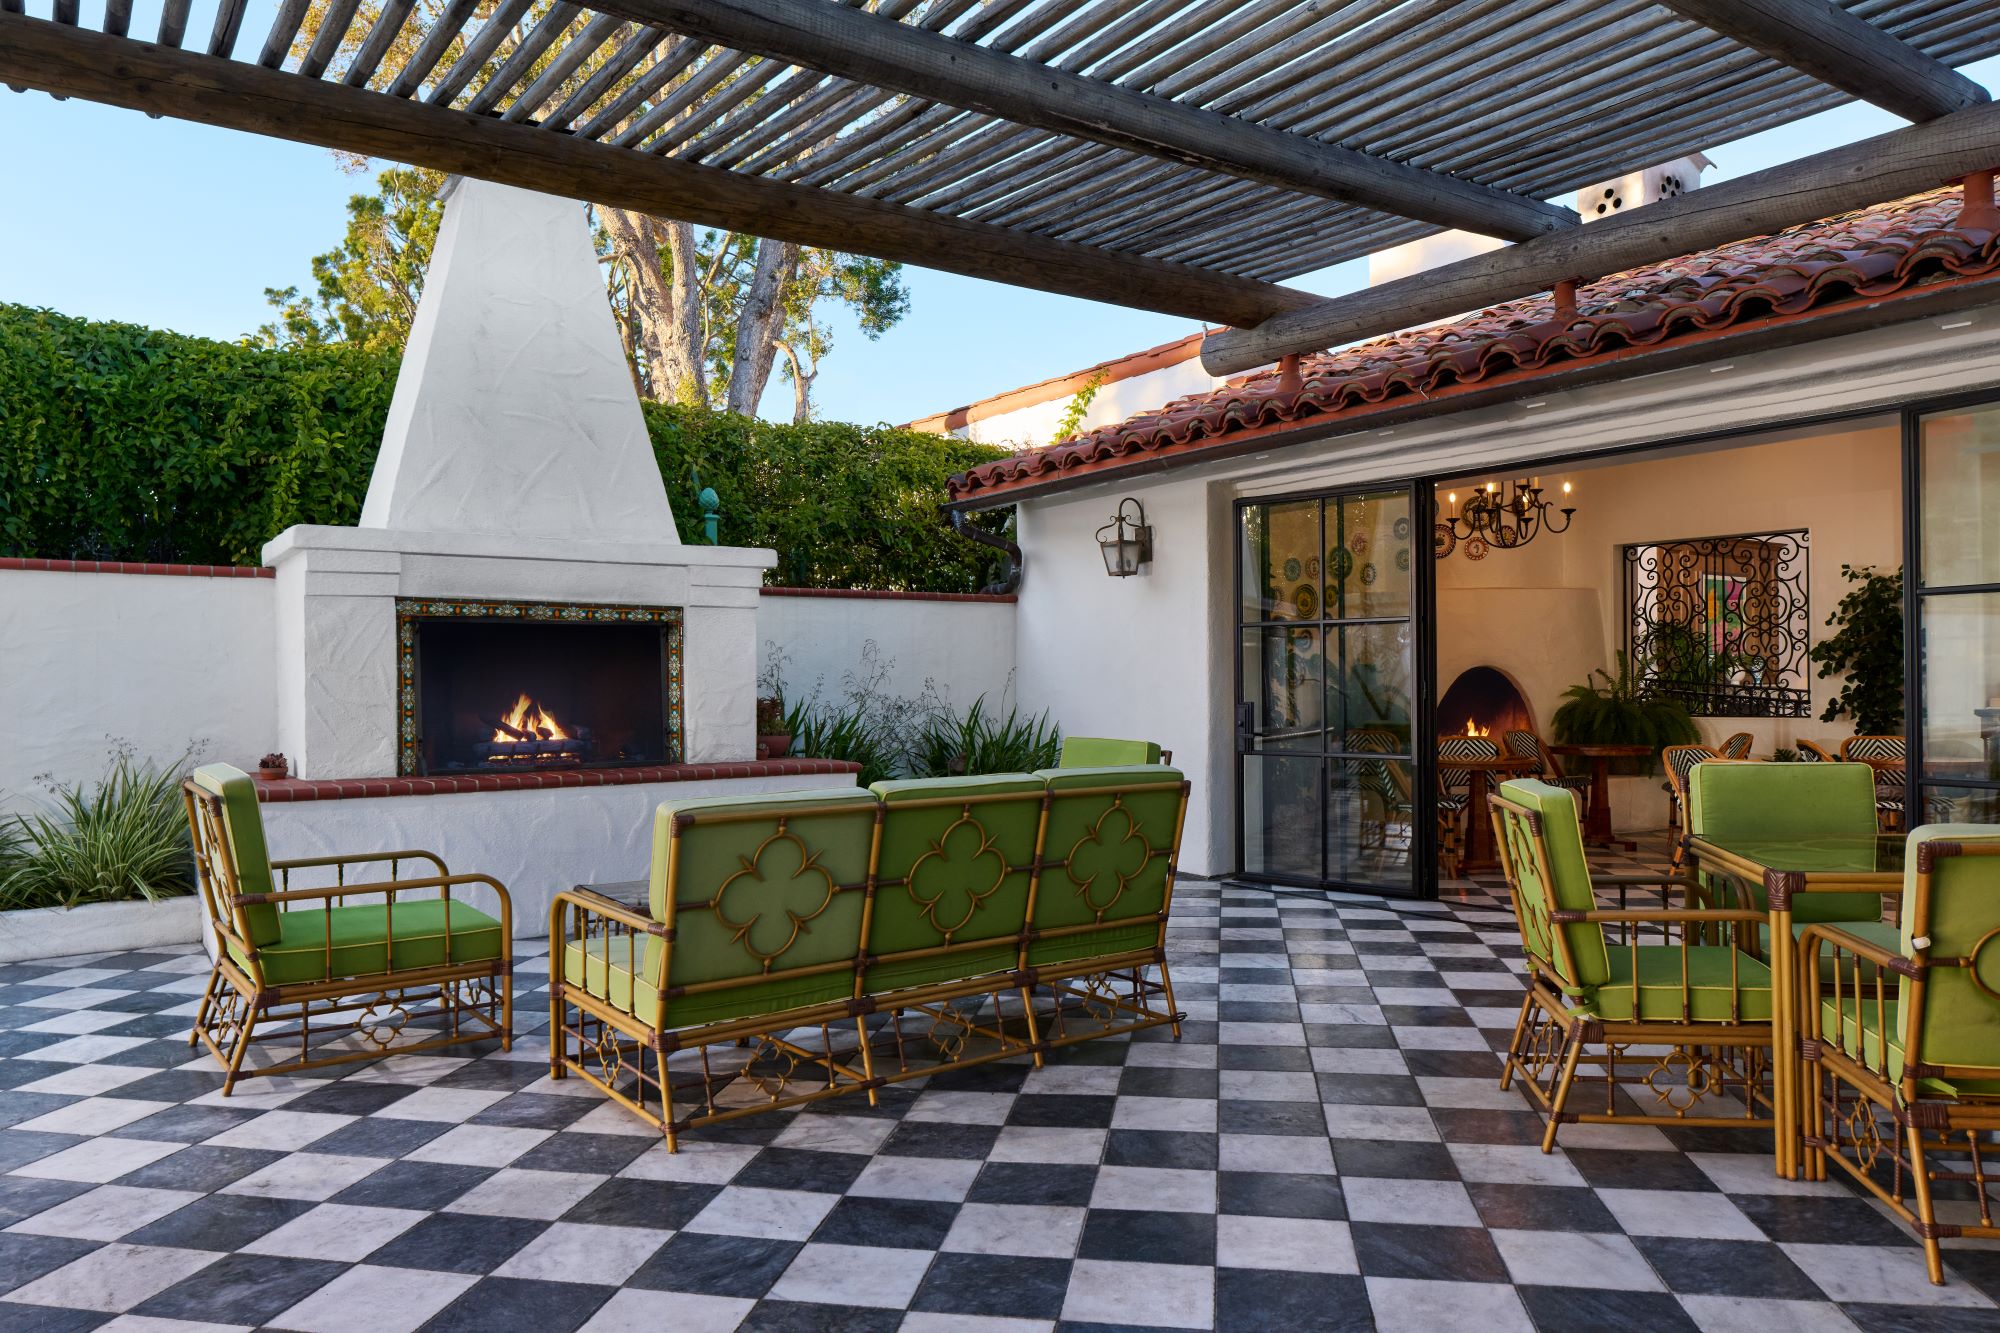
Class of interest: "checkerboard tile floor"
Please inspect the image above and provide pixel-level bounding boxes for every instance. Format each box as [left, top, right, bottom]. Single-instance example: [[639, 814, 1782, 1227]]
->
[[0, 858, 1995, 1330]]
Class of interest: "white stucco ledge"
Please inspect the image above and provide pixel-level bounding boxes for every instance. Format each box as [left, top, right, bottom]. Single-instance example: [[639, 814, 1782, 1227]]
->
[[249, 758, 861, 801], [261, 524, 775, 576], [0, 896, 204, 962]]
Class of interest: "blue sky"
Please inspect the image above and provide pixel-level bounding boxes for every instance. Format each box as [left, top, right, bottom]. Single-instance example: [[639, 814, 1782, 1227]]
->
[[2, 12, 1993, 429]]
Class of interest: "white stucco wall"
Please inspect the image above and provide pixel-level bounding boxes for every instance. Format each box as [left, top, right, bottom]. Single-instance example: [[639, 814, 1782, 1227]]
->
[[756, 592, 1018, 715], [0, 569, 276, 812], [1013, 474, 1235, 877]]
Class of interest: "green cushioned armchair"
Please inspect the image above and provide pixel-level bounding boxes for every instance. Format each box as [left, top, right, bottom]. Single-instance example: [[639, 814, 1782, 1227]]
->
[[1492, 780, 1774, 1151], [182, 765, 512, 1092], [549, 767, 1190, 1149], [1800, 826, 2000, 1285]]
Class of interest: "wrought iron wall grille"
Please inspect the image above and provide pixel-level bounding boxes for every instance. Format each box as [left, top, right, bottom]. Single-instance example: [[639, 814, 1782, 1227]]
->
[[1624, 529, 1811, 718]]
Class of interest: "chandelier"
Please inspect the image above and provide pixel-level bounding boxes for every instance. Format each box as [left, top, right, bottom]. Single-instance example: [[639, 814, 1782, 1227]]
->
[[1434, 477, 1577, 559]]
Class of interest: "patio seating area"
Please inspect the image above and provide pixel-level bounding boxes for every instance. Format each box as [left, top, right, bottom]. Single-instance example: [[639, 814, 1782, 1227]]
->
[[0, 842, 1996, 1331]]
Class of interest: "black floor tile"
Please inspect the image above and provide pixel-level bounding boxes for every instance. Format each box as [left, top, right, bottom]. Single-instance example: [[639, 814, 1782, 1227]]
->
[[423, 1275, 614, 1333], [132, 1252, 346, 1325], [628, 1232, 802, 1298], [910, 1252, 1072, 1320]]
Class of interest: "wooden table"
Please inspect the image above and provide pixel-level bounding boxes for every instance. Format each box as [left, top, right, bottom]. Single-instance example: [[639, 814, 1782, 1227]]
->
[[1547, 743, 1655, 850], [1685, 831, 1904, 1180], [1438, 754, 1537, 875]]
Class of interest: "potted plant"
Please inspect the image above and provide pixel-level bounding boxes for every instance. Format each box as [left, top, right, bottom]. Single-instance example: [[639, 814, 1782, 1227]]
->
[[1551, 650, 1701, 773], [1809, 564, 1904, 735], [755, 696, 791, 760], [254, 752, 289, 782]]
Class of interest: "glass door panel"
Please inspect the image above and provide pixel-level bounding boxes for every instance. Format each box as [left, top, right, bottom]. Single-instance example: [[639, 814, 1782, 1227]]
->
[[1239, 487, 1422, 893], [1915, 402, 2000, 825]]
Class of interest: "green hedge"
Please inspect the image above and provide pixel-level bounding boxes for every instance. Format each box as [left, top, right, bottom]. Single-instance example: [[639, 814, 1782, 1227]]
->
[[0, 303, 1012, 591]]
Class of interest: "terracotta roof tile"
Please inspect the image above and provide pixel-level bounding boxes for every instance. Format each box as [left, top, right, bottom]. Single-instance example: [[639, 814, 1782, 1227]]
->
[[947, 189, 2000, 504]]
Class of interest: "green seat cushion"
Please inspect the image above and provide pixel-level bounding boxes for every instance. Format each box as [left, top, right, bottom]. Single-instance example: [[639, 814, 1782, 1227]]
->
[[228, 899, 503, 986], [190, 763, 282, 948], [1762, 918, 1901, 983], [562, 939, 664, 1030], [1591, 945, 1772, 1022], [1059, 737, 1161, 768], [1820, 992, 1905, 1080]]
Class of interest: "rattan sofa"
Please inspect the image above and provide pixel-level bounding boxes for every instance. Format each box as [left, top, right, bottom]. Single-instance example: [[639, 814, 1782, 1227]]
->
[[549, 763, 1190, 1148]]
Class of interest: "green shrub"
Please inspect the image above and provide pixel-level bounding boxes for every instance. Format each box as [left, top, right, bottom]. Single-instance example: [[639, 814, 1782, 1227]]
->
[[1, 751, 196, 911], [784, 696, 900, 788], [1551, 650, 1700, 774], [0, 303, 1013, 592], [1810, 564, 1904, 736], [910, 696, 1061, 777]]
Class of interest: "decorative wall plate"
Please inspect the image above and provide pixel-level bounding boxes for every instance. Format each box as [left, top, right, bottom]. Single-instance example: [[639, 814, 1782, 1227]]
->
[[1349, 533, 1370, 554], [1329, 548, 1355, 581], [1283, 557, 1302, 581], [1293, 584, 1319, 619], [1434, 524, 1456, 558], [1360, 562, 1378, 586], [1306, 556, 1320, 579], [1393, 515, 1412, 540], [1465, 537, 1489, 561], [1395, 548, 1411, 573]]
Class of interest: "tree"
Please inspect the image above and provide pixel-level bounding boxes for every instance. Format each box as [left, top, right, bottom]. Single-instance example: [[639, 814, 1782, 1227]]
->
[[258, 3, 909, 413], [253, 167, 443, 352]]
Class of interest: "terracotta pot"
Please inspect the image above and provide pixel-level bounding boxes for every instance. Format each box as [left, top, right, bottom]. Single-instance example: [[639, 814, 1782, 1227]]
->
[[757, 733, 792, 760], [253, 754, 289, 782]]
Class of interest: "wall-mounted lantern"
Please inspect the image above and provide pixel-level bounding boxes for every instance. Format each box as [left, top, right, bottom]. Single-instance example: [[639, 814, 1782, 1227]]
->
[[1096, 497, 1153, 577]]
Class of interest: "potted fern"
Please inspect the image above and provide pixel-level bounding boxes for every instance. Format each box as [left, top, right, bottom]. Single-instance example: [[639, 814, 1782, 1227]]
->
[[1551, 650, 1700, 774]]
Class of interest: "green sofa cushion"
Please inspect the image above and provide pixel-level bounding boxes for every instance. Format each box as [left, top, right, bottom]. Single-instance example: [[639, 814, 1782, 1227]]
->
[[227, 899, 503, 986], [1494, 780, 1610, 991], [1686, 762, 1879, 923], [1592, 945, 1772, 1022], [865, 775, 1044, 996], [191, 763, 282, 948], [1059, 737, 1161, 768]]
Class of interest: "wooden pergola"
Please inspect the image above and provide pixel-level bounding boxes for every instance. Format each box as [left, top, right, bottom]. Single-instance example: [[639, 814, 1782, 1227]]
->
[[3, 0, 1997, 374]]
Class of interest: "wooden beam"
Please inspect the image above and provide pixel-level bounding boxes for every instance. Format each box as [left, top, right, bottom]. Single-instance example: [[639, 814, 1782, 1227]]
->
[[1659, 0, 1988, 124], [1201, 96, 2000, 376], [586, 0, 1578, 242], [0, 15, 1322, 329]]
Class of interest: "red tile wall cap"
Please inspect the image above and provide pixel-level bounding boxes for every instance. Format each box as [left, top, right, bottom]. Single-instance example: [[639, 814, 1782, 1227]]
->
[[760, 586, 1017, 604], [0, 557, 273, 578], [253, 758, 862, 802], [946, 189, 2000, 504]]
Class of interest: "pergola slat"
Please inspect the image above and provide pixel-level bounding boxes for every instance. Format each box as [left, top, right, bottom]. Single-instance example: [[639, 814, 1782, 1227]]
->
[[1202, 94, 2000, 374], [157, 0, 191, 47], [386, 0, 478, 98], [1660, 0, 1988, 123], [592, 0, 1577, 241], [0, 16, 1326, 328], [344, 0, 417, 88], [102, 0, 130, 35], [256, 0, 310, 69], [428, 0, 533, 107], [464, 2, 581, 116], [502, 12, 624, 122], [299, 0, 362, 80], [540, 26, 675, 131]]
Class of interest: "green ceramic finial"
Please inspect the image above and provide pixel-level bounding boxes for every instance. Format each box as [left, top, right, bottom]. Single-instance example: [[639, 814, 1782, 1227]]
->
[[692, 468, 720, 544]]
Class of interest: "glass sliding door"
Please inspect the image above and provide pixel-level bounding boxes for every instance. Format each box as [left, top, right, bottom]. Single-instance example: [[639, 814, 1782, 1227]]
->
[[1912, 400, 2000, 824], [1237, 487, 1424, 894]]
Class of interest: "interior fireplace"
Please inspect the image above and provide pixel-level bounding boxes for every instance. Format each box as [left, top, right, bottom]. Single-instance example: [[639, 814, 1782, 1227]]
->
[[1437, 666, 1535, 741], [397, 598, 684, 777]]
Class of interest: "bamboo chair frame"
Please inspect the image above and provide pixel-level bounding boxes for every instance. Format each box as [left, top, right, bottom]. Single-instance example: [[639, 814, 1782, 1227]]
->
[[548, 779, 1191, 1150], [182, 783, 513, 1092], [1491, 790, 1775, 1152], [1800, 838, 2000, 1285], [1662, 744, 1721, 870]]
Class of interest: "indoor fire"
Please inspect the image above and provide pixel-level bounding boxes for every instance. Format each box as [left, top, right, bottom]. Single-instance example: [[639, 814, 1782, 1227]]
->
[[1462, 720, 1491, 738]]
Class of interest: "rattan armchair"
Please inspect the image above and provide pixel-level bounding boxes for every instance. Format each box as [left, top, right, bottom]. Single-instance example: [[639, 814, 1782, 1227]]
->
[[1492, 779, 1774, 1152], [1662, 743, 1720, 870], [182, 765, 511, 1091], [1800, 827, 2000, 1285]]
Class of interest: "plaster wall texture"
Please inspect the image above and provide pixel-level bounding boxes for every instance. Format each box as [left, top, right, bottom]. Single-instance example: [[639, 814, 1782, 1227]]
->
[[1014, 473, 1234, 877], [1009, 306, 2000, 878], [0, 569, 276, 814], [260, 771, 858, 934], [757, 594, 1018, 715], [360, 178, 678, 542]]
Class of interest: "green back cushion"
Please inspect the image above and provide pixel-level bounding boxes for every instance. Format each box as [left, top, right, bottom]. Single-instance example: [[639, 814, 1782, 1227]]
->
[[865, 775, 1047, 995], [1059, 737, 1161, 768], [1904, 826, 2000, 1072], [653, 787, 880, 1028], [190, 764, 282, 947], [1687, 762, 1879, 922], [1494, 780, 1609, 989], [1028, 766, 1184, 969]]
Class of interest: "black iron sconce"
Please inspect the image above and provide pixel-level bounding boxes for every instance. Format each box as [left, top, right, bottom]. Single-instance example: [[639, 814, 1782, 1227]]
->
[[1096, 497, 1153, 577]]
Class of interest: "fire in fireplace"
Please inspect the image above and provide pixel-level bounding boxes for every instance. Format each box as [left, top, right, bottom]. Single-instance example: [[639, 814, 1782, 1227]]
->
[[1437, 666, 1535, 742], [397, 598, 683, 777]]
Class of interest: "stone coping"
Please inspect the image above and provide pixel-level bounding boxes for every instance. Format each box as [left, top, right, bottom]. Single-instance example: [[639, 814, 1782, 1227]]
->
[[0, 558, 273, 578], [253, 757, 860, 802]]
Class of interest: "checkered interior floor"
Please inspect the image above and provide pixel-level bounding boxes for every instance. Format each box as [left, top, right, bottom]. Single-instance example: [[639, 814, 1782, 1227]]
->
[[0, 851, 1994, 1331]]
